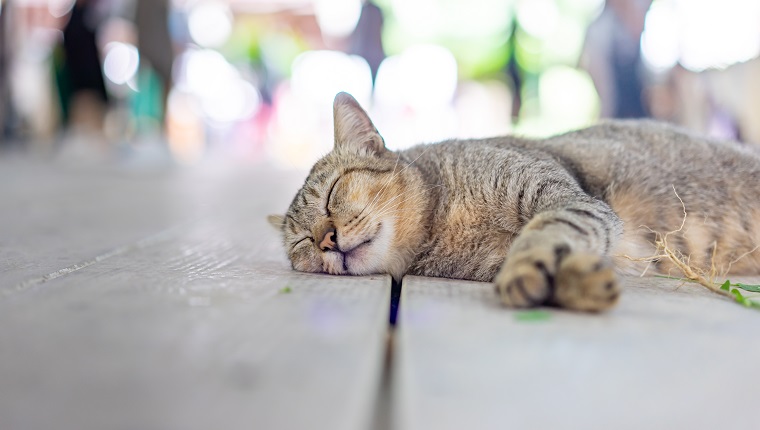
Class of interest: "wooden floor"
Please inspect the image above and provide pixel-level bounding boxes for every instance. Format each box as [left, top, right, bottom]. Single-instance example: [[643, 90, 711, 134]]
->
[[1, 158, 759, 430]]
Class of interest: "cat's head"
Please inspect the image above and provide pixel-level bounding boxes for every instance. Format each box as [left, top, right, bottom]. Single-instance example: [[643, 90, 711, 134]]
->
[[270, 92, 429, 279]]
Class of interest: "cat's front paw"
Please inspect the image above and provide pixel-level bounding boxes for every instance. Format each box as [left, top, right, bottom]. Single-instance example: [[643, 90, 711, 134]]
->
[[494, 245, 565, 308], [551, 253, 620, 312], [494, 246, 620, 312]]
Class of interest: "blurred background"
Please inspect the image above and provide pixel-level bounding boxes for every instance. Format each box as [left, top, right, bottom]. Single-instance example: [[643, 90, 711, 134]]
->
[[1, 0, 759, 168]]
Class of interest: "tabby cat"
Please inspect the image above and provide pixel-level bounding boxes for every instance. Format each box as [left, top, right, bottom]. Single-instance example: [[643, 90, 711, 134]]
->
[[270, 92, 760, 311]]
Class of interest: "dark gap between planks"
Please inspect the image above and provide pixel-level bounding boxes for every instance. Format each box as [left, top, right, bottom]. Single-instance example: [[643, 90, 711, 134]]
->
[[369, 277, 401, 430], [389, 278, 402, 326]]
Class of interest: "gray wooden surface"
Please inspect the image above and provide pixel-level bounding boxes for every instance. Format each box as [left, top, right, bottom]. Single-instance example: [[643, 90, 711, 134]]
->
[[1, 161, 189, 289], [0, 160, 390, 430], [394, 275, 760, 430]]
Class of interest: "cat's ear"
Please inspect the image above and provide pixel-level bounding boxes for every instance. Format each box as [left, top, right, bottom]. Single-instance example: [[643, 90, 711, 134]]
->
[[267, 214, 285, 232], [333, 92, 386, 156]]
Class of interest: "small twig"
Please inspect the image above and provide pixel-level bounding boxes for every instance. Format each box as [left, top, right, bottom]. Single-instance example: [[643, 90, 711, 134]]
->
[[709, 240, 718, 282], [660, 244, 733, 298], [725, 244, 760, 275]]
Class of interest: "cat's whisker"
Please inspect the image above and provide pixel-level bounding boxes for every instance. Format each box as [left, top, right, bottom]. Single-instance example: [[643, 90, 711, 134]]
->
[[375, 147, 433, 204], [359, 152, 402, 220], [371, 183, 442, 216], [354, 147, 433, 225], [389, 145, 433, 181], [371, 190, 407, 215], [348, 152, 403, 228], [372, 184, 444, 219]]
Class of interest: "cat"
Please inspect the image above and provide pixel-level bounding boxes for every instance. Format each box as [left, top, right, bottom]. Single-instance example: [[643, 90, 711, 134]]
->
[[269, 92, 760, 312]]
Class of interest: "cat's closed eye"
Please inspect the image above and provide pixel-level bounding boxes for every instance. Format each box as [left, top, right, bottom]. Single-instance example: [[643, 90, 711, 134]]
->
[[291, 237, 314, 251]]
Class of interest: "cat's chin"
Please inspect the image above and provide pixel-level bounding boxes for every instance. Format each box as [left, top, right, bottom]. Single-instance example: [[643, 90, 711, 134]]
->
[[323, 217, 400, 277], [344, 240, 372, 268], [323, 250, 379, 277], [342, 220, 392, 275]]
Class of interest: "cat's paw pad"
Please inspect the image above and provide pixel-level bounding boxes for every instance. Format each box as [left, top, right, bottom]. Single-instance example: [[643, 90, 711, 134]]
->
[[494, 246, 565, 308], [551, 253, 620, 312]]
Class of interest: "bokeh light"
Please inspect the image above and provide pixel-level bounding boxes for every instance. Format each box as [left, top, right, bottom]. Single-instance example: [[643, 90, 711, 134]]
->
[[291, 50, 373, 109], [47, 0, 75, 18], [677, 0, 760, 71], [641, 0, 679, 72], [642, 0, 760, 72], [103, 42, 140, 86], [315, 0, 362, 38], [188, 1, 233, 48], [166, 89, 205, 165], [538, 65, 599, 132], [177, 48, 261, 123], [517, 0, 559, 39], [375, 44, 457, 110]]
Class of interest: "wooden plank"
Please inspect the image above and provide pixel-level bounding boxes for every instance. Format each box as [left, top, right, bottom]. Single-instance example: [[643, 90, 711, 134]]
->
[[394, 275, 760, 430], [0, 161, 391, 430], [0, 218, 391, 430], [0, 161, 174, 288], [0, 160, 306, 290]]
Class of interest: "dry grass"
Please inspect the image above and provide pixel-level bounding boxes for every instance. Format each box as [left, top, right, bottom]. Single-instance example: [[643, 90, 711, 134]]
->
[[621, 186, 737, 300]]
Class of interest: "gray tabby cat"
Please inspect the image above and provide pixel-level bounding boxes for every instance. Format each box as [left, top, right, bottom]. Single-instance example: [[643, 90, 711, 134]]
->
[[270, 92, 760, 312]]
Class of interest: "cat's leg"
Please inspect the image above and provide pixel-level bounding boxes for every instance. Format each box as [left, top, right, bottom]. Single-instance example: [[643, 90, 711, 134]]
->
[[495, 186, 623, 312]]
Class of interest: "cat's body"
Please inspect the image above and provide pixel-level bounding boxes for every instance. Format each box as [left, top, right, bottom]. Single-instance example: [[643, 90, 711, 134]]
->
[[406, 122, 760, 280], [273, 92, 760, 311]]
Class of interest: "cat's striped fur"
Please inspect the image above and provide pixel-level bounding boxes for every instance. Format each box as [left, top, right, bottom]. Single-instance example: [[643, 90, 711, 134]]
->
[[271, 92, 760, 311]]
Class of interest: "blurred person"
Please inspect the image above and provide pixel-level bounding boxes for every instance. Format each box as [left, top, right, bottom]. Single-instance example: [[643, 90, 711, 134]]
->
[[61, 0, 109, 134], [580, 0, 652, 119], [349, 0, 385, 84], [504, 15, 522, 123], [0, 0, 18, 144], [134, 0, 173, 125], [0, 0, 9, 140]]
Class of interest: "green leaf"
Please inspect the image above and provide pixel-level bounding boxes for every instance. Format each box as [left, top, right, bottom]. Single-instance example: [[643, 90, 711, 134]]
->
[[730, 288, 748, 305], [732, 282, 760, 293], [650, 276, 760, 311], [514, 310, 552, 322], [279, 286, 293, 294]]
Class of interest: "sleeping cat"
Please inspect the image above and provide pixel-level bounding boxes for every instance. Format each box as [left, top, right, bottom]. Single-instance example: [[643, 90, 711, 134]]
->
[[269, 92, 760, 311]]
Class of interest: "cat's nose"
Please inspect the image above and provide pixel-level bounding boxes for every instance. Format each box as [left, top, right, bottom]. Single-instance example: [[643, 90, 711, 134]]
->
[[319, 227, 337, 252]]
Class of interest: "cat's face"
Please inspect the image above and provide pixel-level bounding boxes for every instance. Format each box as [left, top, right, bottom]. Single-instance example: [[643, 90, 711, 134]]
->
[[271, 93, 429, 279]]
